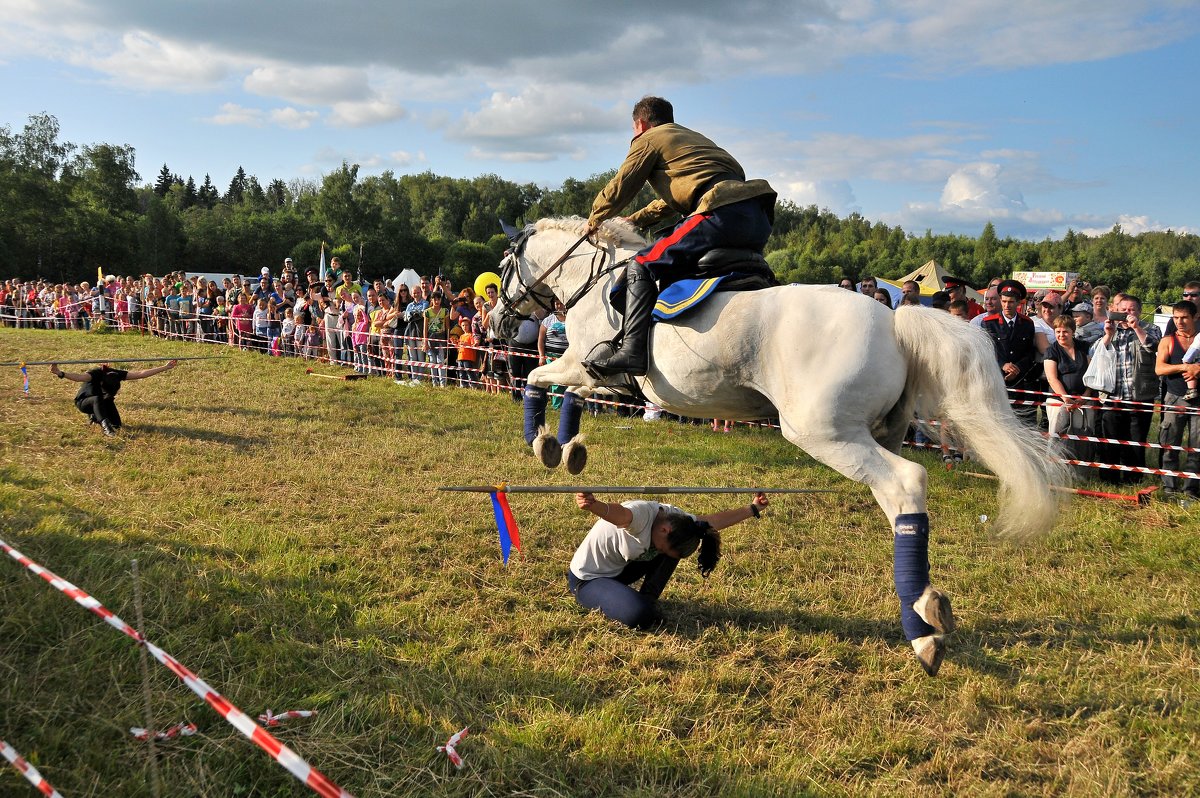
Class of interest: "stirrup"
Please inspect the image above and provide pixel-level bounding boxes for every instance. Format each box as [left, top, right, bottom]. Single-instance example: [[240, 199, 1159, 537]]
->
[[581, 339, 619, 379]]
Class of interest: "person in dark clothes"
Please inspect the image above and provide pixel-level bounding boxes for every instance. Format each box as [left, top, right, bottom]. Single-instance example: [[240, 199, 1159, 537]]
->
[[49, 360, 178, 436]]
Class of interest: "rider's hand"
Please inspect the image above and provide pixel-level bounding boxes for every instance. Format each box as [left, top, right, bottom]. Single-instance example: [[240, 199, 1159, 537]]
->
[[752, 492, 769, 511], [49, 364, 60, 377], [575, 492, 598, 511]]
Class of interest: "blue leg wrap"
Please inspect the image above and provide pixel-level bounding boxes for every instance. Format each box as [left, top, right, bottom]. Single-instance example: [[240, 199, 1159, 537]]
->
[[893, 512, 935, 641], [523, 386, 547, 446], [557, 391, 583, 445]]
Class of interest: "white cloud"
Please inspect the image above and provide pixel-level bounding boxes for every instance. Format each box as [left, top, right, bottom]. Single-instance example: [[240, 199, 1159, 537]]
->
[[270, 107, 320, 130], [1077, 214, 1195, 237], [206, 102, 318, 130], [778, 179, 859, 214], [328, 99, 406, 128], [76, 31, 233, 92], [244, 65, 371, 105], [311, 146, 426, 171]]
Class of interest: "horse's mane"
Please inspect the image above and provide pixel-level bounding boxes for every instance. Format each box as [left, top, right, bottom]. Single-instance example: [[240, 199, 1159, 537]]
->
[[534, 216, 647, 250]]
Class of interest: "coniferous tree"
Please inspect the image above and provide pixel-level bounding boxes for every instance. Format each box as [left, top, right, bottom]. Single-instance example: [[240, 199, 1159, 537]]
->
[[183, 176, 197, 209], [153, 163, 173, 197], [198, 174, 219, 208], [225, 166, 247, 204]]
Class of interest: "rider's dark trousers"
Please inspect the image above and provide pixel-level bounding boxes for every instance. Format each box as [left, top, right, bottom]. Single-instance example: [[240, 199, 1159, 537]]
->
[[634, 197, 772, 284], [76, 396, 122, 428]]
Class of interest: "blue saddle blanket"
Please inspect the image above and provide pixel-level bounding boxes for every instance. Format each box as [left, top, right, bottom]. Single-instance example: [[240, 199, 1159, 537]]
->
[[651, 274, 736, 321]]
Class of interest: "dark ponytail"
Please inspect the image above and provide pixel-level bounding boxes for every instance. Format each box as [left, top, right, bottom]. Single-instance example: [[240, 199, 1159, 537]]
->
[[663, 514, 722, 578]]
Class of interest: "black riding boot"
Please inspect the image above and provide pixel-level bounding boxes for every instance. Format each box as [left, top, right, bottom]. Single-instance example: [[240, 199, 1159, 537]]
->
[[583, 263, 657, 377]]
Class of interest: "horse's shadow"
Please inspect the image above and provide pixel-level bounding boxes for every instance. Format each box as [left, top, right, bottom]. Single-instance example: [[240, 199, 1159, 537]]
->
[[652, 601, 1199, 683], [122, 423, 267, 446], [127, 401, 321, 423]]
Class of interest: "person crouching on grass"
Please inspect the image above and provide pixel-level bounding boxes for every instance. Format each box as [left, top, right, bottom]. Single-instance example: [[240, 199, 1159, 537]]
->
[[567, 491, 769, 629], [49, 360, 179, 437]]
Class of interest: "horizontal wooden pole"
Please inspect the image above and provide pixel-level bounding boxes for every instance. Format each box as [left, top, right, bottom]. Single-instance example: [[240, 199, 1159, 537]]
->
[[2, 356, 226, 367], [439, 485, 832, 495]]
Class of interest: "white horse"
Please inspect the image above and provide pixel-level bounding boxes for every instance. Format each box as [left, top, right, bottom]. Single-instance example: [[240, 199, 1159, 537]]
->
[[489, 217, 1065, 675]]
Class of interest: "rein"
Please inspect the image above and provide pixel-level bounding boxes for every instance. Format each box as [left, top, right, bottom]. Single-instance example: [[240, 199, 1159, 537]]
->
[[499, 231, 629, 322]]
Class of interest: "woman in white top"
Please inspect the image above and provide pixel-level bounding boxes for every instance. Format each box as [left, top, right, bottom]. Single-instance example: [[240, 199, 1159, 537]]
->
[[567, 491, 769, 629]]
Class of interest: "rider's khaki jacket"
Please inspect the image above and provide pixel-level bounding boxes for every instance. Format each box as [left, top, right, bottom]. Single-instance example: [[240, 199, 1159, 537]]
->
[[589, 122, 776, 231]]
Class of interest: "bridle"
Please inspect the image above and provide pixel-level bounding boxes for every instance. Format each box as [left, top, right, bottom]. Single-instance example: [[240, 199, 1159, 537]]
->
[[496, 228, 629, 326]]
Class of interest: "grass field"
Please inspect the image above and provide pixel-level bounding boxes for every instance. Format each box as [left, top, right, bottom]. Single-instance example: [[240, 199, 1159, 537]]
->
[[1, 326, 1198, 797]]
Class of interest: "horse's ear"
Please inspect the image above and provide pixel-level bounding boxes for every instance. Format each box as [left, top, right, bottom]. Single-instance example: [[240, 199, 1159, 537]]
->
[[499, 217, 521, 241]]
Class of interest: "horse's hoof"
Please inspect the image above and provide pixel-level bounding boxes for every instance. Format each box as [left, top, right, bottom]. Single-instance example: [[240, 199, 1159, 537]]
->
[[532, 434, 562, 469], [912, 635, 945, 677], [563, 438, 588, 475], [913, 586, 957, 634]]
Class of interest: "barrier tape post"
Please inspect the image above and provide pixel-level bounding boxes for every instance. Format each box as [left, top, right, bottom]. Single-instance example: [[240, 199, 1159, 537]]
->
[[130, 559, 163, 798], [1, 739, 65, 798], [0, 539, 354, 798]]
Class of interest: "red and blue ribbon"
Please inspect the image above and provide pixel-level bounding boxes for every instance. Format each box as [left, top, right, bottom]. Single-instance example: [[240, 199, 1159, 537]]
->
[[20, 364, 29, 394], [488, 489, 521, 564]]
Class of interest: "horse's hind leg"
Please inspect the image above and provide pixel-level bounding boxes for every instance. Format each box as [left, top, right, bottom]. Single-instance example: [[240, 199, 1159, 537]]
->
[[785, 427, 957, 676]]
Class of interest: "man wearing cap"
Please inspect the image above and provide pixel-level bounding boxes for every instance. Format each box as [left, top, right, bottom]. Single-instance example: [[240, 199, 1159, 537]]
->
[[980, 280, 1039, 423], [943, 276, 983, 319]]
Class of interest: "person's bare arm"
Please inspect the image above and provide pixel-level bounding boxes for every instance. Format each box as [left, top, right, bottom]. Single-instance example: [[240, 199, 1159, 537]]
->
[[575, 493, 634, 527], [126, 360, 178, 380], [48, 364, 90, 382], [698, 493, 769, 530]]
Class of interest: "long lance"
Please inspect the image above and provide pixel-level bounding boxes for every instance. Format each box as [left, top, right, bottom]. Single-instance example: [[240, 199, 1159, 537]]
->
[[1, 356, 227, 367], [440, 485, 833, 495]]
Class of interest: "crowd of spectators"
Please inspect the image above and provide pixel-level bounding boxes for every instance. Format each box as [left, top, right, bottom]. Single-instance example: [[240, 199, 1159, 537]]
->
[[841, 275, 1200, 499], [5, 265, 1198, 498]]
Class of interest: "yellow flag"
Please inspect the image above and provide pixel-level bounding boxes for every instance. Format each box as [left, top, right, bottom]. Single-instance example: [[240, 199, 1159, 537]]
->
[[97, 265, 104, 284]]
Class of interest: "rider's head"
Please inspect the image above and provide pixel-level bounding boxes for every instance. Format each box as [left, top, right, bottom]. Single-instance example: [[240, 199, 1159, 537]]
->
[[632, 96, 673, 135]]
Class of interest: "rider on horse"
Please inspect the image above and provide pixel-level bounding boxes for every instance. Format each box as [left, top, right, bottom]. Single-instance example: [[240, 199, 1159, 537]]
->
[[583, 96, 778, 377]]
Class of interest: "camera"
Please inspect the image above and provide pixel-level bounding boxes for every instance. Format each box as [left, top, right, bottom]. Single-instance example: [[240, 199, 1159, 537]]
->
[[1107, 311, 1126, 322]]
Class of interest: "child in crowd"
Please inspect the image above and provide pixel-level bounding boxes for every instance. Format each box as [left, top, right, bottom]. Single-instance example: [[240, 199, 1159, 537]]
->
[[351, 305, 370, 373], [281, 307, 296, 357], [253, 297, 270, 349], [1182, 336, 1200, 401]]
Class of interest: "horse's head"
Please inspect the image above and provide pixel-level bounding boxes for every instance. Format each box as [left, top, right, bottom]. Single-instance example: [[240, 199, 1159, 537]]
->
[[487, 217, 647, 342], [487, 225, 556, 342]]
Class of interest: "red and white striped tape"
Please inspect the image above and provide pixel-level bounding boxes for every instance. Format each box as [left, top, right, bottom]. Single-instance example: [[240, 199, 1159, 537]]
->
[[437, 727, 469, 769], [1, 739, 65, 798], [0, 538, 354, 798], [130, 722, 198, 742], [259, 710, 318, 727]]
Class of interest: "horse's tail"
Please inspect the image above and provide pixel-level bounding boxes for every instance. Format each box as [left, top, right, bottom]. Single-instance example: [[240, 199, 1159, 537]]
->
[[892, 306, 1067, 540]]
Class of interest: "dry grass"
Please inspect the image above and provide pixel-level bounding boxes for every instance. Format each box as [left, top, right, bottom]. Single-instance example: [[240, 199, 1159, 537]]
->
[[0, 326, 1198, 797]]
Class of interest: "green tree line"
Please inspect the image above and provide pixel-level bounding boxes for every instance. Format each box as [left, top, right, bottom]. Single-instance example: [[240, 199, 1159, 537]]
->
[[2, 113, 1196, 305]]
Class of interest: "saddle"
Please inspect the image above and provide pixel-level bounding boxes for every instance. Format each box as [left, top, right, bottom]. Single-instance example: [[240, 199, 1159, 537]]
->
[[610, 248, 778, 317]]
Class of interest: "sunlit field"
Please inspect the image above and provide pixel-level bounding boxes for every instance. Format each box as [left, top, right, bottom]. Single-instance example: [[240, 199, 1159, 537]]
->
[[1, 327, 1197, 797]]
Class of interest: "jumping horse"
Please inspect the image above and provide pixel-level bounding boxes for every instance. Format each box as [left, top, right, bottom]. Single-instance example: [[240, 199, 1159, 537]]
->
[[488, 217, 1065, 675]]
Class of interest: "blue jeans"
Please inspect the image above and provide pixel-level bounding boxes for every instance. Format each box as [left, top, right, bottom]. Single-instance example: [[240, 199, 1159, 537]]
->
[[566, 554, 679, 629]]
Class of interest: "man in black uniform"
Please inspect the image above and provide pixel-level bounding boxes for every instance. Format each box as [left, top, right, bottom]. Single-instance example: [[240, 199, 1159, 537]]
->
[[49, 360, 179, 436], [979, 279, 1038, 424]]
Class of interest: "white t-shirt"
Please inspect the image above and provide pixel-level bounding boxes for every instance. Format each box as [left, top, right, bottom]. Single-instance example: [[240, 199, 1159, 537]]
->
[[570, 501, 681, 581]]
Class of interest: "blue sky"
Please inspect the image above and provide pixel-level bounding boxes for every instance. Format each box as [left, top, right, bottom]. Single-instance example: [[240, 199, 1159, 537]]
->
[[2, 1, 1198, 240]]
